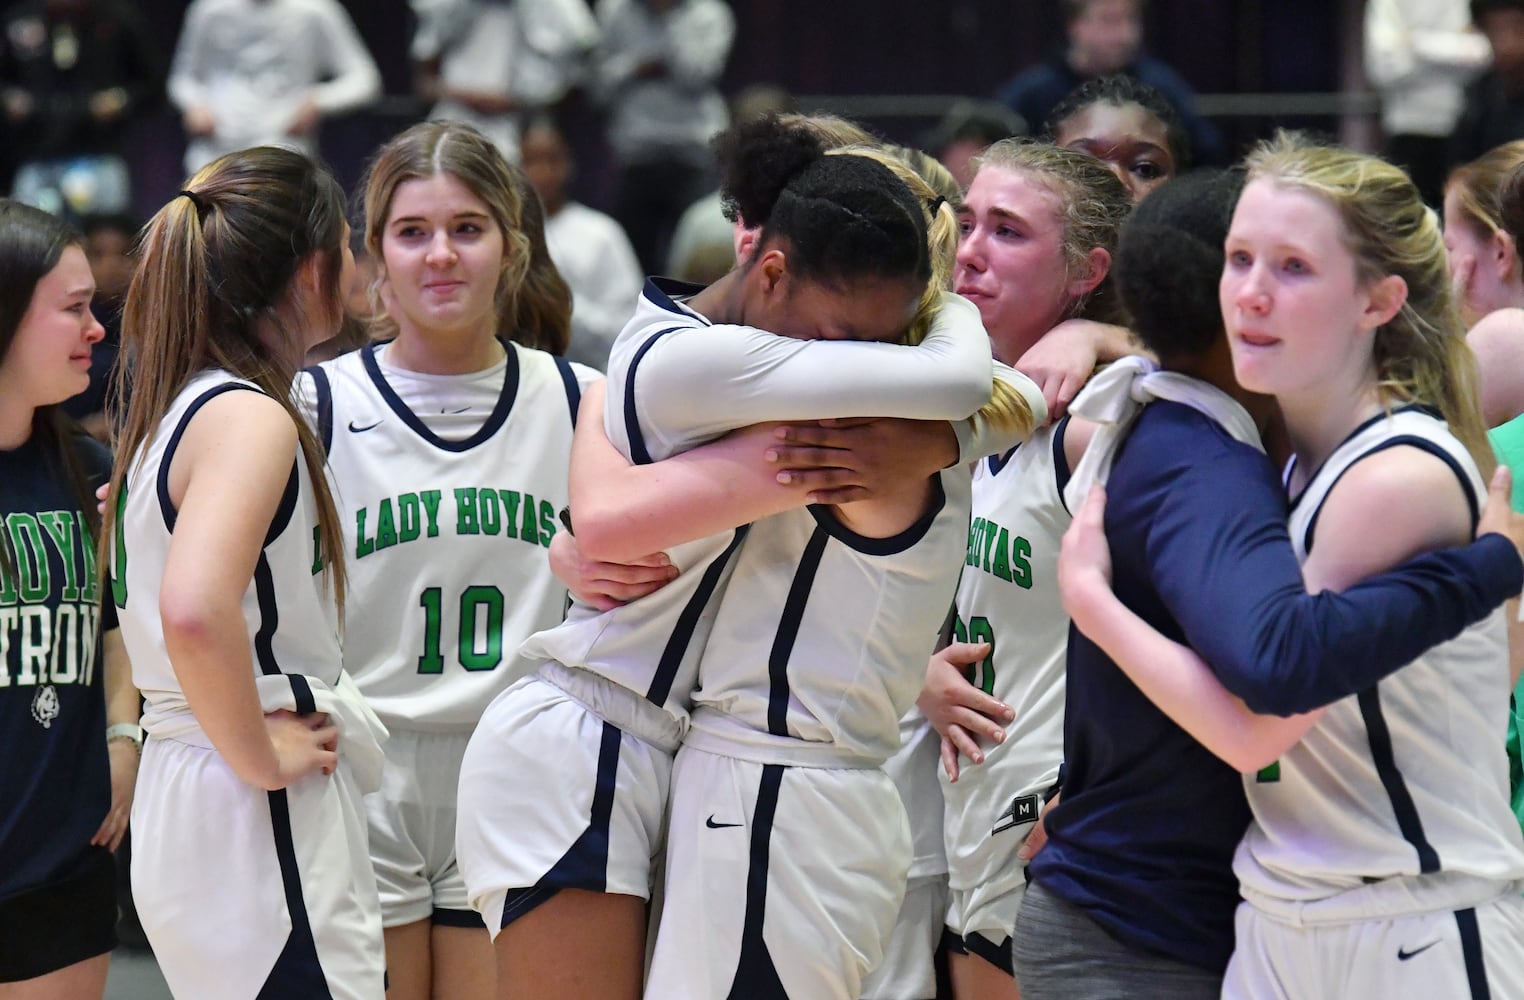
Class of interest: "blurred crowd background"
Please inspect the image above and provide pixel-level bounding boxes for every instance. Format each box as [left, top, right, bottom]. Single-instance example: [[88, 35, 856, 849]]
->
[[0, 0, 1385, 233]]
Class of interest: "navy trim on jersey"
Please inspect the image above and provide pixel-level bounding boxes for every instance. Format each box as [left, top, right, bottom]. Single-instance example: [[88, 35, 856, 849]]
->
[[726, 764, 788, 1000], [155, 382, 262, 531], [431, 907, 486, 929], [987, 445, 1017, 477], [645, 277, 708, 316], [501, 722, 624, 929], [360, 340, 520, 453], [1455, 907, 1493, 1000], [553, 355, 581, 427], [622, 326, 687, 465], [805, 475, 947, 556], [1357, 686, 1441, 873], [252, 554, 282, 677], [258, 790, 333, 999], [1287, 404, 1429, 515], [1052, 415, 1073, 515], [964, 929, 1015, 975], [645, 526, 751, 706], [263, 464, 300, 548], [287, 673, 316, 716], [1303, 433, 1479, 554], [305, 366, 334, 456], [767, 528, 830, 737]]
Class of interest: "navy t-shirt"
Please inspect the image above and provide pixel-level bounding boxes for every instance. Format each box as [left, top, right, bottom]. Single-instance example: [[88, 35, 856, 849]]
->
[[1030, 402, 1522, 971], [0, 431, 113, 899]]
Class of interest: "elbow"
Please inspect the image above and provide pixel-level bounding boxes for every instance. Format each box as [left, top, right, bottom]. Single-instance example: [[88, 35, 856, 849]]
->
[[1236, 683, 1308, 719], [1226, 742, 1285, 776], [158, 587, 224, 653], [570, 505, 641, 564]]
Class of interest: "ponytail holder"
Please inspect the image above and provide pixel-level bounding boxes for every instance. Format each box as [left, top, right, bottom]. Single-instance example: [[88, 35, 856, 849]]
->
[[928, 195, 946, 216], [178, 189, 208, 221]]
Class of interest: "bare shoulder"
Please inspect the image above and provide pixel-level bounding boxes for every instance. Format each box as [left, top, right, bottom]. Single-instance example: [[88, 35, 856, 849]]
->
[[1467, 307, 1524, 426], [1304, 444, 1473, 593], [168, 389, 299, 507]]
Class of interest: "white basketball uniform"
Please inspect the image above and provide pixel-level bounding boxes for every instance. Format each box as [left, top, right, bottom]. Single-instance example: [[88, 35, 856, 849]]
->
[[860, 706, 949, 1000], [1224, 408, 1524, 1000], [115, 371, 387, 1000], [941, 422, 1072, 964], [646, 382, 1047, 998], [456, 278, 1006, 937], [297, 341, 597, 928]]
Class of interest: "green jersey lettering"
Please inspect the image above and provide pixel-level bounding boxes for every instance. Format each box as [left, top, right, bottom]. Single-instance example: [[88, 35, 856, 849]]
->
[[455, 488, 480, 535], [37, 512, 80, 602], [419, 490, 443, 538], [355, 507, 374, 559], [397, 493, 422, 544], [519, 493, 540, 546], [374, 497, 398, 551]]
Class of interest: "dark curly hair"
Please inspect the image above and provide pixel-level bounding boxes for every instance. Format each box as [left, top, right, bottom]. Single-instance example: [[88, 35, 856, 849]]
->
[[1112, 168, 1242, 362], [1046, 75, 1192, 172], [714, 114, 930, 292]]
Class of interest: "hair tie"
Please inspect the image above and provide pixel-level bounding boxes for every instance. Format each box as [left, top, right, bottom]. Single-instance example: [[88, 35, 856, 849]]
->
[[178, 189, 208, 221], [928, 195, 946, 216]]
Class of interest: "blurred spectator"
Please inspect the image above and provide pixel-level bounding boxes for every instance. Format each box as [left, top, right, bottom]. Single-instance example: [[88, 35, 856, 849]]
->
[[0, 0, 160, 219], [521, 112, 641, 369], [920, 101, 1026, 190], [167, 0, 381, 174], [1365, 0, 1490, 205], [994, 0, 1222, 165], [664, 83, 791, 282], [62, 211, 136, 438], [307, 232, 377, 364], [410, 0, 597, 160], [1452, 0, 1524, 167], [593, 0, 735, 272]]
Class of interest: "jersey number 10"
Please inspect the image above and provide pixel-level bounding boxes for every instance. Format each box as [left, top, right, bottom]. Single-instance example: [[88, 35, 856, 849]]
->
[[417, 585, 506, 673]]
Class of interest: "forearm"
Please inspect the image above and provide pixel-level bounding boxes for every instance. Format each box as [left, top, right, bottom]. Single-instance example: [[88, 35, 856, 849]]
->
[[311, 21, 381, 114], [956, 361, 1047, 462], [640, 292, 994, 435], [162, 606, 279, 788], [101, 629, 140, 728], [573, 426, 803, 561], [1067, 574, 1319, 772], [1212, 536, 1521, 715]]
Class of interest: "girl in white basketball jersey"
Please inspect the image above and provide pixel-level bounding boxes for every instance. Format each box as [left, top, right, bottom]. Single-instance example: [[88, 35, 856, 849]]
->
[[912, 140, 1131, 1000], [297, 121, 606, 1000], [456, 115, 1029, 1000], [103, 147, 388, 999], [1062, 135, 1524, 998]]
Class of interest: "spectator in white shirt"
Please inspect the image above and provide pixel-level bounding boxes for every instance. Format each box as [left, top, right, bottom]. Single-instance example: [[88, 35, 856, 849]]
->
[[1365, 0, 1492, 204], [520, 112, 642, 370], [167, 0, 381, 173], [593, 0, 733, 272]]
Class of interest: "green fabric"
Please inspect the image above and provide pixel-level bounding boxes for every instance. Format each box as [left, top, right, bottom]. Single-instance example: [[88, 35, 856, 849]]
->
[[1492, 420, 1524, 831], [1489, 414, 1524, 514]]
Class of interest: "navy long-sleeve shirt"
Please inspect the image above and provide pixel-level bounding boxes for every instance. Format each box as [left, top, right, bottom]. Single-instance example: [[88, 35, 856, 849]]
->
[[1029, 402, 1522, 972]]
